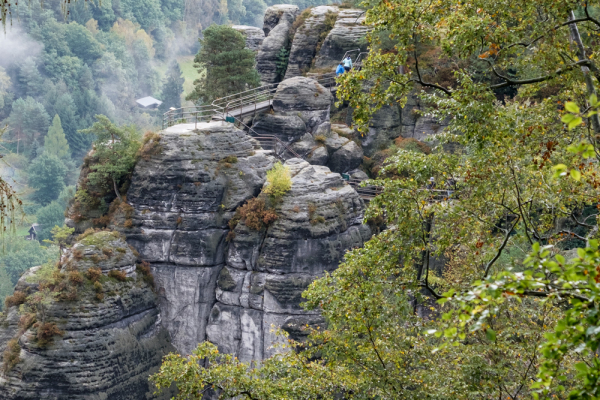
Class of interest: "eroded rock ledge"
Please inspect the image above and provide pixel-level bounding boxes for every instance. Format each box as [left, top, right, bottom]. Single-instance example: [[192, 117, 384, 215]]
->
[[0, 232, 174, 400]]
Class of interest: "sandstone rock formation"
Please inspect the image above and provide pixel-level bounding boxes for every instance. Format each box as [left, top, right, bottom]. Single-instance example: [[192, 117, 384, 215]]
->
[[284, 6, 339, 79], [256, 5, 299, 84], [0, 231, 174, 400], [251, 76, 364, 173], [111, 121, 370, 363], [207, 159, 371, 361], [232, 25, 265, 52], [262, 4, 298, 37], [313, 8, 369, 69], [116, 121, 274, 356]]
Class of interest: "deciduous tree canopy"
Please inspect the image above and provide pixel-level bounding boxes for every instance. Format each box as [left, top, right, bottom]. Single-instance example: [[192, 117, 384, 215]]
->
[[153, 1, 600, 399]]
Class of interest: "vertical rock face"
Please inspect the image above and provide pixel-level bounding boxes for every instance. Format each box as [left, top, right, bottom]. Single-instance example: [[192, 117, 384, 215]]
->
[[256, 5, 299, 85], [119, 121, 274, 355], [232, 25, 265, 52], [207, 159, 371, 361], [313, 8, 369, 69], [361, 103, 403, 156], [401, 91, 448, 141], [0, 232, 174, 400], [283, 6, 339, 79]]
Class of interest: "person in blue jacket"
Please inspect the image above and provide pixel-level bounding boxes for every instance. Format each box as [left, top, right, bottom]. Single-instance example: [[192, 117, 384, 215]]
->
[[336, 62, 345, 76]]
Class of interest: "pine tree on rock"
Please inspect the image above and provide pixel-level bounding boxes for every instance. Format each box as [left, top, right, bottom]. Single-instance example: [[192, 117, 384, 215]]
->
[[186, 25, 260, 104], [159, 61, 184, 112], [44, 115, 71, 161]]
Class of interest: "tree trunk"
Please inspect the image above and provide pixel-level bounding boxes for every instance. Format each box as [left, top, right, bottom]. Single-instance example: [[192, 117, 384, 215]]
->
[[569, 11, 600, 135], [112, 177, 123, 202]]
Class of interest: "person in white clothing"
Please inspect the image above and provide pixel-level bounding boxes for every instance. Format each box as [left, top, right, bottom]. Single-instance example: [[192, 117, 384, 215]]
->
[[343, 56, 353, 72]]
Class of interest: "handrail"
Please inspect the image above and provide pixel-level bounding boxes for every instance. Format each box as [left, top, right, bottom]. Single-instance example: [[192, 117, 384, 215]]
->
[[223, 110, 303, 162], [354, 52, 369, 65], [341, 49, 361, 62]]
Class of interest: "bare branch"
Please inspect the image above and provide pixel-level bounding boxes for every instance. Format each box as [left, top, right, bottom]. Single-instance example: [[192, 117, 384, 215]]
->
[[488, 60, 591, 89], [521, 290, 590, 303], [418, 281, 443, 299], [411, 51, 453, 96], [484, 216, 520, 277]]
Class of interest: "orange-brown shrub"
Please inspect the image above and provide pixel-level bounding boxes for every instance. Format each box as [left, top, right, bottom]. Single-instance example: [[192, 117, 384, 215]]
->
[[394, 137, 431, 154], [136, 261, 155, 288], [72, 248, 84, 260], [5, 291, 27, 308], [18, 313, 36, 332], [238, 198, 278, 231], [34, 322, 64, 347], [138, 131, 163, 160], [68, 271, 84, 285], [108, 270, 127, 281], [86, 267, 102, 282], [2, 339, 21, 372]]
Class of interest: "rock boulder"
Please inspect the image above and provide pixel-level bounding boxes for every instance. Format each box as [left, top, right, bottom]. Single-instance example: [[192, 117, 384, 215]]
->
[[256, 5, 299, 84], [232, 25, 265, 52]]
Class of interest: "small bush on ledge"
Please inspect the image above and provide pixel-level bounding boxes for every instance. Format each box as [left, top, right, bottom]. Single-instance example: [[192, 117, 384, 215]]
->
[[238, 198, 278, 231], [2, 339, 21, 372], [263, 162, 291, 201]]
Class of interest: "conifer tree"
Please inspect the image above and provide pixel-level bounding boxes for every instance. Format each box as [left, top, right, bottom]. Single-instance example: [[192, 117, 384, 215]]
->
[[159, 61, 184, 112], [186, 25, 260, 104], [44, 115, 71, 161]]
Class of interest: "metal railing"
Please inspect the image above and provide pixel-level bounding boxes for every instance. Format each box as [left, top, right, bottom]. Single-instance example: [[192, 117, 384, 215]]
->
[[341, 49, 361, 62], [162, 105, 219, 129], [212, 83, 279, 121], [346, 179, 459, 202], [347, 179, 383, 199], [354, 52, 369, 67], [223, 110, 303, 162]]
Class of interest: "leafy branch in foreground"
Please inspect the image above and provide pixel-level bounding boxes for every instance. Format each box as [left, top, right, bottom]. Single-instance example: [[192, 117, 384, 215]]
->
[[0, 126, 24, 249], [434, 241, 600, 399]]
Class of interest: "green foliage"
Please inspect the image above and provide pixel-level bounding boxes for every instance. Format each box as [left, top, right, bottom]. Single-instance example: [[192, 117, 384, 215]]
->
[[28, 153, 67, 205], [186, 25, 260, 104], [7, 97, 50, 157], [159, 61, 185, 112], [435, 241, 600, 399], [263, 162, 291, 201], [43, 225, 75, 252], [0, 66, 11, 111], [239, 0, 267, 27], [275, 47, 290, 81], [80, 115, 141, 199], [35, 202, 68, 242], [44, 115, 71, 161], [64, 22, 103, 65], [0, 236, 58, 291]]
